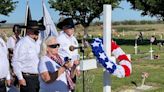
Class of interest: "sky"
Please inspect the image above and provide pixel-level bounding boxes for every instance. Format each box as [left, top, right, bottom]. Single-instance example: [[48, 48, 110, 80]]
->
[[0, 0, 158, 23]]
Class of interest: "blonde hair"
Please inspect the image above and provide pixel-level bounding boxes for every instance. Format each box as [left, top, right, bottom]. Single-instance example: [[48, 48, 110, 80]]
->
[[39, 36, 56, 58]]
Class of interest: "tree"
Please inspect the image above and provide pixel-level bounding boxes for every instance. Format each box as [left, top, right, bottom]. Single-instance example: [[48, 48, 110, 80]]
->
[[0, 0, 18, 16], [127, 0, 164, 20], [48, 0, 121, 37]]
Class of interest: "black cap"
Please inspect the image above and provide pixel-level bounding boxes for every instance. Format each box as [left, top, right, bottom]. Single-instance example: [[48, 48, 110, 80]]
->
[[57, 18, 75, 29]]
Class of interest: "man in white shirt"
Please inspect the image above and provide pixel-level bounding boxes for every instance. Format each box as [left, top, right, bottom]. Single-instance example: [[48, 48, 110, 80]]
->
[[6, 24, 21, 86], [12, 20, 45, 92], [57, 18, 80, 92], [0, 37, 11, 92], [7, 24, 21, 60]]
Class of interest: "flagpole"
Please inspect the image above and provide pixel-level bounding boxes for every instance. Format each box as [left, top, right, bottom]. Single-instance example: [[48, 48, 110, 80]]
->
[[103, 5, 111, 92], [25, 0, 29, 25], [24, 0, 29, 36], [42, 0, 44, 16]]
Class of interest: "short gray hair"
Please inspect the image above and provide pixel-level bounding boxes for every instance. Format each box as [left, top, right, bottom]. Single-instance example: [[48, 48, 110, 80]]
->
[[39, 36, 56, 58]]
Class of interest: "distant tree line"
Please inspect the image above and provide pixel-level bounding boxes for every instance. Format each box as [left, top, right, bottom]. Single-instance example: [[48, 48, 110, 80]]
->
[[1, 20, 164, 28], [112, 20, 164, 25], [90, 20, 164, 26]]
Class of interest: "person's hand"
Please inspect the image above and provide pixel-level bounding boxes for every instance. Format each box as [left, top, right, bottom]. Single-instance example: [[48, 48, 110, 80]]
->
[[6, 80, 11, 87], [76, 69, 81, 77], [64, 61, 72, 69], [19, 79, 26, 86], [74, 60, 80, 66]]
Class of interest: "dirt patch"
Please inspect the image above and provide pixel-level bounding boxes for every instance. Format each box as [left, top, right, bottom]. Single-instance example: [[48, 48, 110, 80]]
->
[[118, 85, 157, 92]]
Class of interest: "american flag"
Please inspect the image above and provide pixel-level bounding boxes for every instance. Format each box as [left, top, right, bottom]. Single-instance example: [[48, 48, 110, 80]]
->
[[91, 38, 132, 78]]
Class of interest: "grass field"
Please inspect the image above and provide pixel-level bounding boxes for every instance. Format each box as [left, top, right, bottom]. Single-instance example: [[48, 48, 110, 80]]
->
[[76, 45, 164, 92], [74, 23, 164, 92]]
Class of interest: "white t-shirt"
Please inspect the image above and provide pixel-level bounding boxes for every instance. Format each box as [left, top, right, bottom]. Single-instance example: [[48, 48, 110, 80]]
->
[[38, 56, 69, 92], [6, 35, 21, 49], [57, 31, 80, 68]]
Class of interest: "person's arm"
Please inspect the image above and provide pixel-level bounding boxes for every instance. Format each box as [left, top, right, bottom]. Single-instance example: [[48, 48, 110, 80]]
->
[[40, 61, 72, 84], [6, 59, 11, 86], [70, 60, 81, 78], [8, 48, 13, 62], [6, 37, 15, 54], [6, 70, 11, 86], [40, 67, 65, 83]]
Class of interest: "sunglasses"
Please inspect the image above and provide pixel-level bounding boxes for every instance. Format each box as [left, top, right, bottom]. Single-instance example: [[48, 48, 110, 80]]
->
[[48, 44, 60, 48]]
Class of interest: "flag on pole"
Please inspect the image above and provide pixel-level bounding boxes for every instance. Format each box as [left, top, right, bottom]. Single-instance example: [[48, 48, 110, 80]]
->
[[23, 0, 32, 36], [42, 1, 58, 39]]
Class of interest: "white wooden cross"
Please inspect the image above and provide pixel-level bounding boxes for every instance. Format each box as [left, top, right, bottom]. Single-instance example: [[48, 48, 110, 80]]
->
[[103, 5, 112, 92], [134, 39, 138, 54], [149, 43, 154, 60]]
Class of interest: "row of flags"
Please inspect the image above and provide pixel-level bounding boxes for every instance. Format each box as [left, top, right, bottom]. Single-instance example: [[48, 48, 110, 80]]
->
[[24, 0, 58, 39]]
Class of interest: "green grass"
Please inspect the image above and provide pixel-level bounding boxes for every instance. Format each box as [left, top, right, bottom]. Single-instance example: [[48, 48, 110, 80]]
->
[[75, 44, 164, 92]]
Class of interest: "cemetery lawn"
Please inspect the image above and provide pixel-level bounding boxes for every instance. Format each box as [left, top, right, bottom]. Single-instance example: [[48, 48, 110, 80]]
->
[[76, 45, 164, 92]]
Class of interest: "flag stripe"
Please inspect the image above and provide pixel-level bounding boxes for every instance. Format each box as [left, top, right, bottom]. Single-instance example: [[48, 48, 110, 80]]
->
[[112, 47, 125, 58], [117, 54, 130, 62], [119, 60, 132, 73], [121, 65, 131, 77], [111, 40, 119, 52]]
